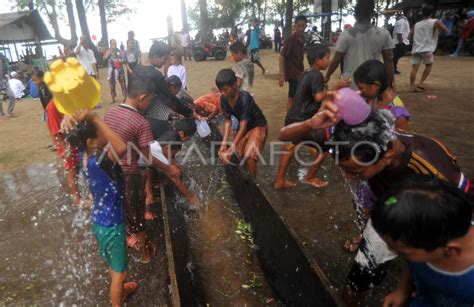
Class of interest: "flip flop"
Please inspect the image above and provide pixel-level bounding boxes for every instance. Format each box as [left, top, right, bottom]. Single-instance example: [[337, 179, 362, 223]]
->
[[140, 242, 158, 264], [144, 206, 155, 221], [417, 85, 426, 91]]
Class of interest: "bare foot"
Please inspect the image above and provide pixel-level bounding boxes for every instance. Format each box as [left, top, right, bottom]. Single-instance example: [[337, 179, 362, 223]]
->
[[303, 177, 329, 188], [274, 179, 297, 189], [343, 235, 362, 253], [122, 281, 138, 302]]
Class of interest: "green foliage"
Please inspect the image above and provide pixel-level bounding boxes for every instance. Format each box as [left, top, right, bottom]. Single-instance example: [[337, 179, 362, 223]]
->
[[85, 0, 133, 22], [189, 0, 245, 30]]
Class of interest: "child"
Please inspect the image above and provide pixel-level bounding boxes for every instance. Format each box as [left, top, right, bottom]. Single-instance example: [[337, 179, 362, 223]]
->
[[229, 41, 254, 94], [274, 44, 349, 190], [166, 75, 194, 108], [167, 50, 187, 89], [32, 70, 52, 112], [216, 69, 267, 177], [104, 74, 180, 263], [371, 175, 474, 306], [144, 118, 198, 213], [63, 109, 138, 306], [354, 59, 410, 131]]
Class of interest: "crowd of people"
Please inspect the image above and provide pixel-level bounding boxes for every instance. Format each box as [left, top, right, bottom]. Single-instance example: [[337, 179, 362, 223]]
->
[[2, 0, 473, 305]]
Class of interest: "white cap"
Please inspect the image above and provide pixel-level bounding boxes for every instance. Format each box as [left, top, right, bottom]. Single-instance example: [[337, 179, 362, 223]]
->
[[10, 71, 17, 78]]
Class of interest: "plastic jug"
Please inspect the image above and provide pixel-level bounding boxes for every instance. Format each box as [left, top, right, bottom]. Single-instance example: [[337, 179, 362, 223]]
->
[[44, 57, 100, 115], [195, 119, 211, 138], [335, 88, 370, 125]]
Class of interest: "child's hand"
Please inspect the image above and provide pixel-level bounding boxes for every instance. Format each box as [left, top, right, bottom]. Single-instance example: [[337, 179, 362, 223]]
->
[[307, 101, 340, 130], [278, 74, 285, 87], [335, 78, 351, 90], [382, 288, 409, 307]]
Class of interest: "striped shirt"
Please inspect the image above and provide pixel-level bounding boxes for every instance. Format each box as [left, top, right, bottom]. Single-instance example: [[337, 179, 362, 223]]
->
[[104, 104, 154, 174], [369, 131, 473, 200]]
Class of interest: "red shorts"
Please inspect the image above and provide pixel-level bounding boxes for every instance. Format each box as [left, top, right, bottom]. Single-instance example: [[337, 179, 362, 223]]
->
[[56, 143, 79, 170]]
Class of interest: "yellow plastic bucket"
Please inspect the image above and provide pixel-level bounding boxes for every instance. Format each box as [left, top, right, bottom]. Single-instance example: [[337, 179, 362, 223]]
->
[[44, 57, 100, 115]]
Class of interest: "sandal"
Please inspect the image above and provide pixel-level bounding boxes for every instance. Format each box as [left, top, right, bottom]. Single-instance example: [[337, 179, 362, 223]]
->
[[140, 242, 157, 264], [144, 207, 155, 221], [417, 85, 426, 91], [122, 281, 139, 302], [127, 234, 140, 250]]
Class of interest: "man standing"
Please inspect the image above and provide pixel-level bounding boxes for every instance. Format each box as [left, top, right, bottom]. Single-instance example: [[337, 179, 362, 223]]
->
[[0, 53, 16, 118], [279, 15, 307, 111], [274, 25, 282, 53], [325, 0, 394, 88], [392, 8, 411, 74], [409, 4, 448, 92], [249, 20, 266, 75], [181, 31, 191, 61], [127, 31, 142, 61], [75, 35, 98, 79]]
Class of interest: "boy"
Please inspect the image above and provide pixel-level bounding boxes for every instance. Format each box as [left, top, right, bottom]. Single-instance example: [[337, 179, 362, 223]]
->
[[166, 75, 194, 108], [144, 118, 198, 210], [216, 69, 267, 177], [274, 44, 349, 189], [279, 107, 473, 305], [229, 41, 255, 94], [371, 176, 474, 306], [249, 19, 266, 75], [409, 4, 448, 92], [63, 109, 138, 306], [104, 74, 180, 263], [133, 41, 194, 121], [279, 15, 307, 110]]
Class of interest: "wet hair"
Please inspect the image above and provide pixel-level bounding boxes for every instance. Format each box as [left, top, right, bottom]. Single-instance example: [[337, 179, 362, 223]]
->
[[354, 0, 375, 21], [65, 120, 98, 152], [128, 73, 155, 98], [229, 41, 247, 55], [173, 118, 197, 137], [294, 15, 308, 24], [306, 44, 330, 65], [33, 70, 44, 79], [353, 60, 389, 96], [148, 41, 172, 59], [332, 110, 395, 163], [158, 131, 183, 151], [215, 69, 237, 89], [421, 4, 434, 18], [166, 75, 182, 88], [372, 175, 473, 251]]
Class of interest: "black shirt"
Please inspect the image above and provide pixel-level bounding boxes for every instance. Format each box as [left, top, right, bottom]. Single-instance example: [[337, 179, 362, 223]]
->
[[221, 90, 267, 131], [38, 82, 53, 110], [285, 69, 325, 126], [133, 64, 193, 118]]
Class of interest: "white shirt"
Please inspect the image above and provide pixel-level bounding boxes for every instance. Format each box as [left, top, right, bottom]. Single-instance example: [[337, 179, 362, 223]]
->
[[8, 78, 25, 99], [393, 16, 410, 46], [167, 64, 187, 89], [76, 46, 97, 75], [413, 19, 439, 53], [138, 141, 170, 167], [181, 33, 190, 47]]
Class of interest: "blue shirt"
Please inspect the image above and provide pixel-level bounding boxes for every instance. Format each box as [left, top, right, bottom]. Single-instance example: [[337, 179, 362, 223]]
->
[[409, 261, 474, 306], [250, 26, 260, 50], [86, 154, 125, 227]]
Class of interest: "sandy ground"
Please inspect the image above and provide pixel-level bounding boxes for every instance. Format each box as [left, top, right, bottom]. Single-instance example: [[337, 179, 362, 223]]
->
[[1, 49, 473, 303]]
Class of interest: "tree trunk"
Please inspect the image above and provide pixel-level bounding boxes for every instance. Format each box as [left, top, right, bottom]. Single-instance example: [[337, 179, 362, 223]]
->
[[41, 2, 73, 47], [199, 0, 209, 43], [98, 0, 109, 48], [65, 0, 77, 47], [321, 0, 332, 43], [181, 0, 189, 32], [284, 0, 294, 39]]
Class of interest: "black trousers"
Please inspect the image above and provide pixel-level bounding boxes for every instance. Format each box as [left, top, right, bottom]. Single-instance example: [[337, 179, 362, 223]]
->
[[393, 43, 409, 71]]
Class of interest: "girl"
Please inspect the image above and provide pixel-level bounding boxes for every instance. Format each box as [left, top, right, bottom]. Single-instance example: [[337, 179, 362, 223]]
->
[[103, 39, 127, 103], [343, 59, 411, 253], [166, 50, 187, 89], [353, 59, 410, 131]]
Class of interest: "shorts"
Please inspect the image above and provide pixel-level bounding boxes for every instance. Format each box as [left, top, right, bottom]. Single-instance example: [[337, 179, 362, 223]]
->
[[93, 223, 127, 273], [236, 126, 267, 160], [250, 48, 261, 63], [411, 52, 434, 65], [124, 173, 147, 234], [288, 79, 298, 98], [346, 219, 398, 292]]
